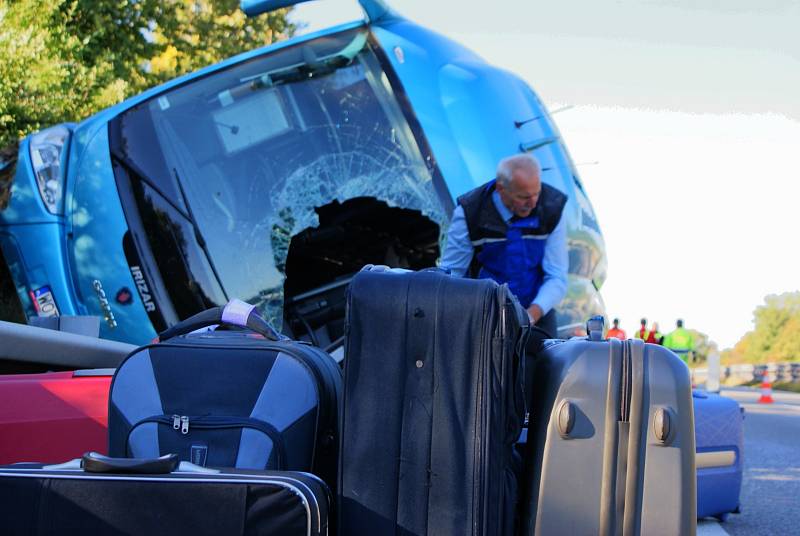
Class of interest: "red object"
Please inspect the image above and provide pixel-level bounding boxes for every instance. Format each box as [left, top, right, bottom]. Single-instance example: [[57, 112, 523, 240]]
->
[[645, 330, 661, 345], [0, 371, 111, 464], [606, 327, 626, 340], [758, 375, 774, 404]]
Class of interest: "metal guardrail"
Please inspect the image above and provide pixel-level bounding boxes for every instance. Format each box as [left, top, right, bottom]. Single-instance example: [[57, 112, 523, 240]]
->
[[0, 320, 136, 369], [693, 362, 800, 383]]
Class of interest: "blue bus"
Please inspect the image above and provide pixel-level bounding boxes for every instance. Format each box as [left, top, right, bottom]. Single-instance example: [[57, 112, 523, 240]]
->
[[0, 0, 606, 347]]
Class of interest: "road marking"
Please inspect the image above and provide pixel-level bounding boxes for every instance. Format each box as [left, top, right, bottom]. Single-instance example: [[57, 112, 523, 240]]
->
[[697, 519, 730, 535]]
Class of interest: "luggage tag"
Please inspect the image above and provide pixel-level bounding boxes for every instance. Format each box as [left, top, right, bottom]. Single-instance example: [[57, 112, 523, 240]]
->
[[190, 444, 209, 467]]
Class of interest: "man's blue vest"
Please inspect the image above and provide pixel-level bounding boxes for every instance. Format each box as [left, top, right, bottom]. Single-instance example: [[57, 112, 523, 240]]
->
[[457, 180, 567, 308]]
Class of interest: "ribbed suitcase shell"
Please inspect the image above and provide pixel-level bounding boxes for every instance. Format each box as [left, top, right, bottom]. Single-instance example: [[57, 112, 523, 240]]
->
[[0, 464, 329, 536], [108, 332, 341, 486], [523, 338, 696, 536], [693, 390, 743, 520], [339, 269, 527, 536]]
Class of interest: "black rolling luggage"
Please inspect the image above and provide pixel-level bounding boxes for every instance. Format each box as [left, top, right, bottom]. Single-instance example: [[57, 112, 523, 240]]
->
[[339, 267, 528, 536], [522, 319, 696, 535], [0, 453, 330, 536], [108, 299, 342, 487]]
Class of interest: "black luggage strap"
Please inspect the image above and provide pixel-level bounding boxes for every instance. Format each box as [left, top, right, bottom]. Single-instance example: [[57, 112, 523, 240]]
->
[[395, 272, 440, 532]]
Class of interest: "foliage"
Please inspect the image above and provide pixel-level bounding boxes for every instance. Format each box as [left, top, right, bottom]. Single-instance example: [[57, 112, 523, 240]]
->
[[148, 0, 294, 80], [772, 381, 800, 394], [686, 328, 715, 365], [0, 0, 294, 147], [722, 291, 800, 364]]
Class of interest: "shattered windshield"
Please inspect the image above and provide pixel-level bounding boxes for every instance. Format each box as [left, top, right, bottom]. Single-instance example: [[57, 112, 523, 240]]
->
[[115, 29, 448, 326]]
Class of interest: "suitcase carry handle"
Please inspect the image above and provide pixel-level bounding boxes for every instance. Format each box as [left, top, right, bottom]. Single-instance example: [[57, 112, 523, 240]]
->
[[158, 299, 285, 342], [82, 452, 179, 474]]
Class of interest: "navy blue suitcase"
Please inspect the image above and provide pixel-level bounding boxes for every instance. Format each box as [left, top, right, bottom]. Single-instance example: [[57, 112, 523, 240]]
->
[[0, 453, 331, 535], [693, 390, 744, 521], [339, 267, 528, 536], [108, 300, 342, 488]]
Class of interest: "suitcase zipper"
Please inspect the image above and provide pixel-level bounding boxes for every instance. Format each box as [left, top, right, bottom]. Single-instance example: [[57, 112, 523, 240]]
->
[[180, 416, 190, 434], [129, 415, 287, 469]]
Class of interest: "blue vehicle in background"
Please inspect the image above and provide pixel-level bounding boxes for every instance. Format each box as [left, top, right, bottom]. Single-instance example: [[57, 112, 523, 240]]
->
[[0, 0, 607, 348]]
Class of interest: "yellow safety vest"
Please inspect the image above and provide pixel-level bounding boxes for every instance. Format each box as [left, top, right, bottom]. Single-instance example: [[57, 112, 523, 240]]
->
[[664, 327, 693, 362]]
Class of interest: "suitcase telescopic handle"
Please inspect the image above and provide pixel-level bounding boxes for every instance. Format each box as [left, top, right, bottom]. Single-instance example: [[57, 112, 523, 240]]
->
[[158, 299, 285, 342], [586, 315, 605, 341]]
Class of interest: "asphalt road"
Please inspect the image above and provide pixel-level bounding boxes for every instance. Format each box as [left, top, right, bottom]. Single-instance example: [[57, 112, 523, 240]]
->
[[705, 387, 800, 536]]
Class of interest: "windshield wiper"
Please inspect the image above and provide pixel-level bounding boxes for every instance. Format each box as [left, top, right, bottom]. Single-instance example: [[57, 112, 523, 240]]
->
[[111, 151, 230, 303], [171, 168, 229, 302], [111, 151, 192, 222], [212, 32, 369, 104]]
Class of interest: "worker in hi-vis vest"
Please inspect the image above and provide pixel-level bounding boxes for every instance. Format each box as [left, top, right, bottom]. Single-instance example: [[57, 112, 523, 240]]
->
[[646, 322, 663, 345], [634, 318, 647, 340], [606, 318, 626, 340], [664, 319, 694, 363]]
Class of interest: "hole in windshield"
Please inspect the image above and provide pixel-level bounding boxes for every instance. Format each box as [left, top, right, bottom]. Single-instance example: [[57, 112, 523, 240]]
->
[[283, 197, 440, 346]]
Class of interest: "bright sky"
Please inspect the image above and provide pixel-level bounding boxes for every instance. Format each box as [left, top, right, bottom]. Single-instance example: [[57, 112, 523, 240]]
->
[[290, 0, 800, 349]]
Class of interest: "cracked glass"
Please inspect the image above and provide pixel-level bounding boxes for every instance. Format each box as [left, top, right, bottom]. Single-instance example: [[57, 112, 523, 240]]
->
[[116, 29, 448, 326]]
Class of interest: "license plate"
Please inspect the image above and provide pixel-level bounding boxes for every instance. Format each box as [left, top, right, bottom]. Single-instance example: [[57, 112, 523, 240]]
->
[[31, 286, 59, 317]]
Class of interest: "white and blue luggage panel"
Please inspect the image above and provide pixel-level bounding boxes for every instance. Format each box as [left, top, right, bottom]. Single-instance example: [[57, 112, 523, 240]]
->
[[108, 300, 342, 485], [110, 343, 317, 468]]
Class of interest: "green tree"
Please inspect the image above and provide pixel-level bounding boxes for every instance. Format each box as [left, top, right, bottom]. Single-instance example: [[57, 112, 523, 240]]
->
[[148, 0, 295, 81], [723, 291, 800, 364], [771, 315, 800, 362], [0, 0, 294, 147]]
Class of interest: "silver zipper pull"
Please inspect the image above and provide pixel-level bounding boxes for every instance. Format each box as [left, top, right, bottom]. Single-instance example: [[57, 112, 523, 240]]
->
[[180, 416, 189, 435], [172, 415, 181, 430]]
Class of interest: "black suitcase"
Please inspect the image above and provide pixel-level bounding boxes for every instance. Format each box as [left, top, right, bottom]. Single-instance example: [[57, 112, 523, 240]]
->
[[0, 453, 330, 536], [108, 299, 342, 488], [339, 267, 528, 536], [522, 319, 696, 535]]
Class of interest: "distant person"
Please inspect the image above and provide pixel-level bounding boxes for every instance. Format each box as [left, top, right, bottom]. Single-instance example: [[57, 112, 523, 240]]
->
[[606, 318, 626, 340], [664, 319, 694, 363], [646, 322, 663, 345], [634, 318, 648, 340], [439, 153, 568, 349]]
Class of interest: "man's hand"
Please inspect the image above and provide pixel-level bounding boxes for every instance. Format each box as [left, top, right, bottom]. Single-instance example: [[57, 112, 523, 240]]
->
[[527, 304, 544, 324]]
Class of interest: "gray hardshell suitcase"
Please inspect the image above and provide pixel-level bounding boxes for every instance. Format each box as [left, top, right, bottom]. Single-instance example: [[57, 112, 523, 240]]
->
[[523, 330, 696, 536]]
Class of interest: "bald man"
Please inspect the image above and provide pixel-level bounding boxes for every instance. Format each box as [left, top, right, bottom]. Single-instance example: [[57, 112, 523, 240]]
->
[[440, 154, 568, 341]]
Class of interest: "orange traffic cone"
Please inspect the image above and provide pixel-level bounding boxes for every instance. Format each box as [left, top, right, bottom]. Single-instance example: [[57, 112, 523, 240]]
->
[[758, 372, 774, 404]]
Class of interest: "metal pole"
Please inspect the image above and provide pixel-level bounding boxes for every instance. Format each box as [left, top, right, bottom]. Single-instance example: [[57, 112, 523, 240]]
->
[[706, 351, 721, 393]]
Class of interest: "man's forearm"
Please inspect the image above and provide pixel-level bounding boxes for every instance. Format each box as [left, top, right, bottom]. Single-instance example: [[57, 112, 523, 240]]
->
[[527, 303, 544, 323], [534, 211, 568, 315], [438, 205, 473, 277], [532, 278, 567, 318]]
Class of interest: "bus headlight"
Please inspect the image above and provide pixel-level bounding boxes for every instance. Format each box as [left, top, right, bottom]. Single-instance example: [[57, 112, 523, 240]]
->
[[29, 126, 71, 214]]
